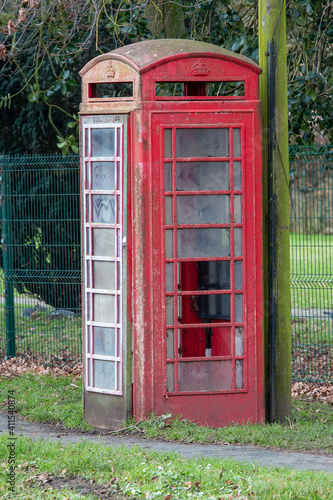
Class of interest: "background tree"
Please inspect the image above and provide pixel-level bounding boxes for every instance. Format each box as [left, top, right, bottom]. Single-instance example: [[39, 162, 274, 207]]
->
[[286, 0, 333, 144], [1, 0, 332, 151], [0, 0, 332, 310]]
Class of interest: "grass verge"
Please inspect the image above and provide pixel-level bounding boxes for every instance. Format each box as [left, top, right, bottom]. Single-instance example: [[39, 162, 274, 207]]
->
[[0, 373, 333, 454], [1, 434, 333, 499], [290, 233, 333, 310], [0, 308, 82, 359], [0, 372, 93, 431]]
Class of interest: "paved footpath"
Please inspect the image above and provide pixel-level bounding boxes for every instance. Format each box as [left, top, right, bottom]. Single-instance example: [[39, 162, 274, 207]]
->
[[1, 413, 333, 473]]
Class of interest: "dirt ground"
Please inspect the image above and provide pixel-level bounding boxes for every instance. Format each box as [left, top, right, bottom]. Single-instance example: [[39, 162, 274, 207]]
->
[[23, 473, 126, 499]]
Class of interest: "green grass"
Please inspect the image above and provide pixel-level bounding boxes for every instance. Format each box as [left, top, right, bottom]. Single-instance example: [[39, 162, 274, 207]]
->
[[0, 269, 27, 298], [0, 373, 92, 431], [290, 233, 333, 309], [130, 403, 333, 454], [0, 308, 82, 359], [14, 311, 81, 357], [1, 434, 333, 499], [0, 269, 82, 359], [1, 373, 333, 455], [290, 233, 333, 277], [292, 317, 333, 345]]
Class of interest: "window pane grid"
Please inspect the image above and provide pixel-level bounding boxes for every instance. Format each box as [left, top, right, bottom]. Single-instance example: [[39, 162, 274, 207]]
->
[[84, 123, 123, 395], [164, 125, 245, 395]]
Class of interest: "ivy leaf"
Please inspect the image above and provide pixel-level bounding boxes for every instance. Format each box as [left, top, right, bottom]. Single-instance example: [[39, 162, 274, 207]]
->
[[308, 88, 317, 101]]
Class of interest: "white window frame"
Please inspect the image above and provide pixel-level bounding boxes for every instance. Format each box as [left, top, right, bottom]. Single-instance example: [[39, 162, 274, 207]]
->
[[83, 121, 123, 395]]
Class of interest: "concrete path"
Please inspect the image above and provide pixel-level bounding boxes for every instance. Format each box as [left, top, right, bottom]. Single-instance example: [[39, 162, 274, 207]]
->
[[1, 413, 333, 472]]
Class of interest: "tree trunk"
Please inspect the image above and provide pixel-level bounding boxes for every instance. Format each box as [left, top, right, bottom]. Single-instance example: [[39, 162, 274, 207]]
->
[[146, 0, 186, 38]]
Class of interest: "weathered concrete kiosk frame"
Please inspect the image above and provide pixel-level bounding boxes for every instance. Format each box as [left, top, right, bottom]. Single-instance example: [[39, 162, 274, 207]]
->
[[79, 39, 264, 429]]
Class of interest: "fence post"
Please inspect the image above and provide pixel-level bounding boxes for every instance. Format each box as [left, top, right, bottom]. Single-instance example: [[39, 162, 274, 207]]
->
[[259, 0, 292, 421], [0, 156, 16, 358]]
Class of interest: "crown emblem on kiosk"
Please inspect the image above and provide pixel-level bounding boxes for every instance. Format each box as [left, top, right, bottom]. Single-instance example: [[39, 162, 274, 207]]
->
[[191, 60, 210, 76], [106, 62, 116, 79]]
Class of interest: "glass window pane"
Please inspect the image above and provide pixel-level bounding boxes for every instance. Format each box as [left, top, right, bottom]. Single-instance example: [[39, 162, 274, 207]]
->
[[94, 326, 116, 356], [117, 128, 121, 157], [86, 260, 91, 289], [117, 261, 121, 290], [166, 296, 174, 325], [179, 326, 232, 357], [92, 195, 115, 223], [197, 261, 230, 290], [117, 295, 121, 323], [165, 229, 173, 258], [93, 228, 115, 256], [91, 162, 115, 190], [234, 161, 241, 190], [93, 294, 116, 323], [85, 128, 89, 156], [177, 195, 229, 224], [166, 363, 175, 392], [117, 195, 121, 224], [235, 294, 243, 322], [166, 329, 174, 358], [117, 362, 121, 390], [86, 293, 91, 321], [91, 128, 115, 157], [211, 326, 231, 356], [165, 162, 172, 191], [235, 327, 243, 356], [166, 263, 174, 292], [86, 228, 91, 255], [117, 329, 121, 357], [176, 128, 229, 158], [157, 82, 185, 97], [93, 261, 115, 290], [85, 195, 90, 221], [206, 81, 245, 97], [117, 162, 121, 190], [233, 128, 241, 157], [85, 162, 90, 188], [234, 195, 242, 223], [117, 229, 121, 257], [164, 129, 172, 158], [165, 196, 173, 225], [177, 228, 230, 258], [234, 261, 242, 290], [87, 325, 92, 353], [177, 162, 229, 191], [197, 294, 230, 320], [178, 360, 232, 391], [234, 228, 242, 256], [236, 360, 243, 389], [93, 360, 115, 390], [177, 294, 182, 320]]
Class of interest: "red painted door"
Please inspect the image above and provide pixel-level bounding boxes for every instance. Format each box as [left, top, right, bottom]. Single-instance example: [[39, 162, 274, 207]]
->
[[151, 110, 264, 427]]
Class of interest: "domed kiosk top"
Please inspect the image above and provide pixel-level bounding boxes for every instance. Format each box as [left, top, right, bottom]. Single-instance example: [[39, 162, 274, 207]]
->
[[80, 39, 261, 76]]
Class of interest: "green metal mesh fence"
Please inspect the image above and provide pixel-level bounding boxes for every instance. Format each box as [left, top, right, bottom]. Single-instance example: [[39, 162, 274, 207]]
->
[[0, 154, 81, 367], [290, 145, 333, 383], [1, 148, 332, 381]]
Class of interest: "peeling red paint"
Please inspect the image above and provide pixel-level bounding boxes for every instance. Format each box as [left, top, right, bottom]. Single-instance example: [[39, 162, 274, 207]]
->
[[80, 39, 264, 428]]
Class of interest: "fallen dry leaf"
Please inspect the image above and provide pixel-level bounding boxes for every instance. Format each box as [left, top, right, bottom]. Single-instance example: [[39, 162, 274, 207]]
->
[[292, 381, 333, 402]]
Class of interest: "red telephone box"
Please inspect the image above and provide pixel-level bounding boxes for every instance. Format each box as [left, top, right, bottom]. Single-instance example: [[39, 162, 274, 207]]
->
[[80, 39, 264, 429]]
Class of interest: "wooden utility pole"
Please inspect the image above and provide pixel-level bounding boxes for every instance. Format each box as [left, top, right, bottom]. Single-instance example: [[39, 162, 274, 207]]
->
[[258, 0, 292, 421]]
